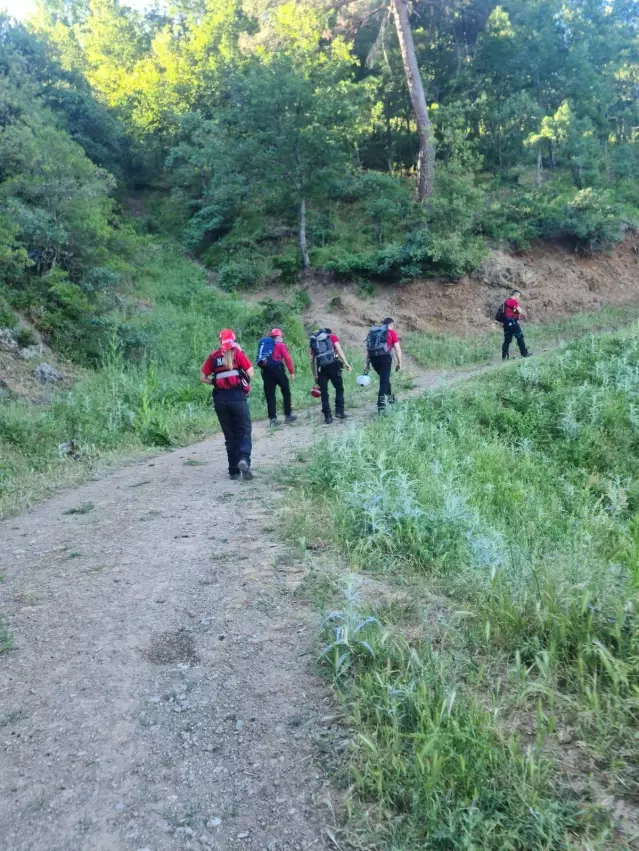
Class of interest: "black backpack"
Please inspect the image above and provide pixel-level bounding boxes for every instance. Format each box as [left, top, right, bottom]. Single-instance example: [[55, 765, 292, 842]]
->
[[309, 329, 335, 368], [495, 303, 506, 324], [366, 325, 389, 356]]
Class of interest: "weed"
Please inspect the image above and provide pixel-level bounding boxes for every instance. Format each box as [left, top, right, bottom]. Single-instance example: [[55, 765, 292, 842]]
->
[[63, 502, 95, 515]]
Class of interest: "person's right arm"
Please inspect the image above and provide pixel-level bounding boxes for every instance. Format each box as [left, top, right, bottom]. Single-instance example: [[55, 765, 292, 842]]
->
[[310, 351, 317, 381], [392, 341, 403, 371], [200, 355, 214, 385]]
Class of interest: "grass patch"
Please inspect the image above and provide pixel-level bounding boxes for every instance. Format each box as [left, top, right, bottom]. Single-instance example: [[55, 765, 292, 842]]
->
[[292, 328, 639, 846], [407, 306, 639, 369]]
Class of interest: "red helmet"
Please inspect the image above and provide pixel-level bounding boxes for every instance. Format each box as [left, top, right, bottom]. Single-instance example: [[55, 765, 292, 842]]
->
[[310, 385, 321, 398], [270, 328, 283, 338], [219, 328, 236, 352]]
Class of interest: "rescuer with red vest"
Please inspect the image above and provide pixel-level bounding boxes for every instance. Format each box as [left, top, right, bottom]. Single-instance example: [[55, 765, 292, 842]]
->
[[200, 329, 255, 480]]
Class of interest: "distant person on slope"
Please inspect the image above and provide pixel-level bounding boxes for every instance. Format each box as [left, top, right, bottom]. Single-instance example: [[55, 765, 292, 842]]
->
[[256, 328, 297, 427], [309, 328, 352, 424], [364, 317, 402, 411], [200, 329, 254, 481], [501, 289, 531, 360]]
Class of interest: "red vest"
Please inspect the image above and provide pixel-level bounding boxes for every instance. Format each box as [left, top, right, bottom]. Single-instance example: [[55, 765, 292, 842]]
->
[[210, 349, 242, 390]]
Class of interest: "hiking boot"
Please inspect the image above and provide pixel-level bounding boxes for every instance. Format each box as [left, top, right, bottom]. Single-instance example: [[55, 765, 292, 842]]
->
[[238, 459, 254, 481], [269, 418, 280, 427], [335, 412, 348, 420], [285, 414, 297, 424], [324, 415, 333, 425], [229, 472, 240, 481], [522, 352, 532, 358]]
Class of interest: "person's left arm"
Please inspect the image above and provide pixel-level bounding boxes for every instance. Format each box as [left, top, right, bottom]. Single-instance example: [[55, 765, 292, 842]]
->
[[334, 341, 352, 372]]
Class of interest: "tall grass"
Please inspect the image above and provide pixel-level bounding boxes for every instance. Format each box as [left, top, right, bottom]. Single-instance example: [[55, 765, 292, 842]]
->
[[296, 329, 639, 846], [0, 247, 327, 516]]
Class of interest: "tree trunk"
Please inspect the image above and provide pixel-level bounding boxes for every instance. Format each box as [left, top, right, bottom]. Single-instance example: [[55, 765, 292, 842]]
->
[[535, 148, 543, 187], [299, 199, 310, 269], [390, 0, 435, 201]]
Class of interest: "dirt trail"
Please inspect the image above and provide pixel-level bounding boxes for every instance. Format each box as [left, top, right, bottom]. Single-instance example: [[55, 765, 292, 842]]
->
[[0, 361, 486, 851]]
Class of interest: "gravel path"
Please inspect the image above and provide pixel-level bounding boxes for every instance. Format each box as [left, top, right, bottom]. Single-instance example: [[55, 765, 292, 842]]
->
[[0, 363, 487, 851]]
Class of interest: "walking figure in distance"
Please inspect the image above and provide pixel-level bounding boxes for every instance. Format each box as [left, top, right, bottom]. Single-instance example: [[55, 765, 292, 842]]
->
[[200, 329, 254, 481], [501, 289, 531, 360], [309, 328, 352, 424], [364, 317, 403, 411], [256, 327, 297, 427]]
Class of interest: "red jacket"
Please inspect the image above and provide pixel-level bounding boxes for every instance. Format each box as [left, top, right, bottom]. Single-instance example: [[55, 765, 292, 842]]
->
[[504, 297, 523, 321], [268, 341, 295, 375], [202, 346, 252, 391]]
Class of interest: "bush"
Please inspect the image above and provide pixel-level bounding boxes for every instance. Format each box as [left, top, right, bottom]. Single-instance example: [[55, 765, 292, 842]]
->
[[0, 298, 17, 328], [15, 326, 37, 348]]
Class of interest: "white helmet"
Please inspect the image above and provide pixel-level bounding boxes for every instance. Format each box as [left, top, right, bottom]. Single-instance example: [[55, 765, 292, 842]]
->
[[357, 374, 371, 387]]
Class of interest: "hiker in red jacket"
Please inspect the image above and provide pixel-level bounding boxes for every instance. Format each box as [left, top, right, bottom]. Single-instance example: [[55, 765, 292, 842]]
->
[[502, 289, 531, 360], [256, 328, 297, 427], [200, 329, 255, 480]]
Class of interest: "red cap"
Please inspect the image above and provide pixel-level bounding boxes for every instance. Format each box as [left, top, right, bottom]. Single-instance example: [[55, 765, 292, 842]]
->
[[270, 328, 283, 338], [219, 328, 236, 353]]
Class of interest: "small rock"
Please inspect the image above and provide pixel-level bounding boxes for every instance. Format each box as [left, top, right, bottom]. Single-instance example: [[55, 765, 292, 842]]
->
[[237, 832, 250, 840], [114, 800, 125, 811], [0, 328, 17, 352], [206, 817, 222, 828], [34, 362, 63, 384], [235, 719, 245, 731]]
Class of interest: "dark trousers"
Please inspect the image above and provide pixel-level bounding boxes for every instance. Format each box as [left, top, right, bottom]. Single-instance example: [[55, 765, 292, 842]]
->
[[370, 353, 393, 409], [318, 361, 344, 417], [502, 320, 528, 358], [213, 389, 252, 475], [261, 364, 292, 419]]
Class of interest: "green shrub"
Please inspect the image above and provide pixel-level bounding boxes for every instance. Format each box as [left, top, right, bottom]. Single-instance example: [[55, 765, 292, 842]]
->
[[0, 299, 17, 329], [15, 326, 37, 348]]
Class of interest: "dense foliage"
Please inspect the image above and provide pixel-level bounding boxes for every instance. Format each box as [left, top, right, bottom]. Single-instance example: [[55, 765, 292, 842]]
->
[[12, 0, 637, 293]]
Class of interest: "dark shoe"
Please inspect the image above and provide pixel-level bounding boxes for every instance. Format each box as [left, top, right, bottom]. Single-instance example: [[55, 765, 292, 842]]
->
[[229, 472, 240, 481], [238, 459, 254, 481], [269, 418, 280, 427], [522, 352, 532, 358], [324, 415, 333, 425], [502, 355, 510, 361], [285, 414, 297, 424], [335, 412, 348, 419]]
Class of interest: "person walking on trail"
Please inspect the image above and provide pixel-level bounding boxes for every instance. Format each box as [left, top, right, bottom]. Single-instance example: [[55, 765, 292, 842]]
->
[[256, 328, 297, 427], [364, 317, 403, 411], [309, 328, 352, 424], [200, 329, 254, 481], [500, 289, 531, 360]]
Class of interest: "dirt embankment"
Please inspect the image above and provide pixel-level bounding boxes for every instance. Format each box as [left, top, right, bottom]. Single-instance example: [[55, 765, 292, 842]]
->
[[296, 237, 639, 348]]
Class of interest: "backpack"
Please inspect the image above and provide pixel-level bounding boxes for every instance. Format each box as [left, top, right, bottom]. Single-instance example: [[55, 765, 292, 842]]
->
[[495, 303, 506, 324], [309, 329, 335, 368], [256, 336, 276, 367], [366, 325, 389, 356]]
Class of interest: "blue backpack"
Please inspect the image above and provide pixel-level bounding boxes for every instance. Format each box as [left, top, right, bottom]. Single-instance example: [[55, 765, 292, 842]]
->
[[257, 336, 276, 367]]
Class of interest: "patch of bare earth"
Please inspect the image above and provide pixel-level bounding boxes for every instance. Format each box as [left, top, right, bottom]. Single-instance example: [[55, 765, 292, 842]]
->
[[250, 236, 639, 348]]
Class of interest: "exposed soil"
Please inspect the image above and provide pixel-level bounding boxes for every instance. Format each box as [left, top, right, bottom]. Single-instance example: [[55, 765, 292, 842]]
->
[[0, 363, 473, 851], [288, 237, 639, 348]]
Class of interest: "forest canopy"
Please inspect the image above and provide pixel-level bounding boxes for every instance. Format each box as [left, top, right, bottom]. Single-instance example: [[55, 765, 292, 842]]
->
[[1, 0, 639, 314]]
